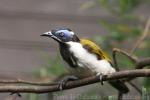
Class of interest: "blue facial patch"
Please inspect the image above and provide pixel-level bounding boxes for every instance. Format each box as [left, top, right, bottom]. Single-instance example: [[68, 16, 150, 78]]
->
[[50, 28, 79, 42], [54, 29, 74, 42]]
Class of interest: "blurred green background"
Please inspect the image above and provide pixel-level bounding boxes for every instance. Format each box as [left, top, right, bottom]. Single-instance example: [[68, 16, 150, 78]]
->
[[0, 0, 149, 100], [34, 0, 150, 100]]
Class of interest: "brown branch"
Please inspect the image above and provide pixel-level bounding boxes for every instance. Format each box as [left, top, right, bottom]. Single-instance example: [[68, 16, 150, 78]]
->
[[113, 48, 138, 63], [0, 56, 148, 94], [0, 69, 149, 93], [112, 48, 150, 83], [136, 57, 150, 69], [112, 48, 120, 71], [0, 55, 148, 95], [113, 48, 150, 70], [0, 79, 59, 86]]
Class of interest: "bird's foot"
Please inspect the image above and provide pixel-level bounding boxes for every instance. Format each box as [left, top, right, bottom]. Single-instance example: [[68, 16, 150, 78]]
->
[[100, 75, 104, 85], [10, 92, 22, 97], [96, 73, 105, 85], [59, 75, 78, 90]]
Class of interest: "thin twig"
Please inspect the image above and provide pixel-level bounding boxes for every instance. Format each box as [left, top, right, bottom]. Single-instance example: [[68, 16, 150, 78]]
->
[[130, 16, 150, 54], [113, 48, 138, 65]]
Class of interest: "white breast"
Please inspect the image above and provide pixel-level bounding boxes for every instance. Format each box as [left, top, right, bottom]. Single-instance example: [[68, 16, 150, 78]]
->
[[66, 42, 116, 77]]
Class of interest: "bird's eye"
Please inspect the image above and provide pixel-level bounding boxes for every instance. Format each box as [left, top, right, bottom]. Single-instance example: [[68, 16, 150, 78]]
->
[[59, 32, 64, 37]]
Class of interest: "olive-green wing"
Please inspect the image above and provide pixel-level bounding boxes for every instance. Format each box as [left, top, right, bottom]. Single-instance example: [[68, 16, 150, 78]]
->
[[80, 39, 111, 62]]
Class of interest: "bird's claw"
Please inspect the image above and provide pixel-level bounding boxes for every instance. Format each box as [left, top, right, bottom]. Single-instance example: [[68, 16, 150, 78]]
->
[[59, 80, 67, 90], [99, 75, 104, 85], [97, 73, 105, 85], [59, 75, 78, 90]]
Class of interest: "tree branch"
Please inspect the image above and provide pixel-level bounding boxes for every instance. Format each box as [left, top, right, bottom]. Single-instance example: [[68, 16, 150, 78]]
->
[[113, 48, 150, 70], [0, 69, 149, 93], [0, 79, 59, 86], [136, 57, 150, 69]]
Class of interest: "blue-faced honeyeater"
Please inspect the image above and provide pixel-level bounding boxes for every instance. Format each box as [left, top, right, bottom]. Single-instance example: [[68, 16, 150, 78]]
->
[[41, 28, 129, 94]]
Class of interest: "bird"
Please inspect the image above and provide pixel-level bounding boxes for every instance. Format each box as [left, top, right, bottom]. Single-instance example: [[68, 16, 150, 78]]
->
[[40, 28, 129, 94]]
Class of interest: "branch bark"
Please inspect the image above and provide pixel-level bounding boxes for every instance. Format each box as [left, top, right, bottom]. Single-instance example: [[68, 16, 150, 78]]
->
[[0, 79, 59, 86], [0, 69, 149, 94], [136, 57, 150, 69]]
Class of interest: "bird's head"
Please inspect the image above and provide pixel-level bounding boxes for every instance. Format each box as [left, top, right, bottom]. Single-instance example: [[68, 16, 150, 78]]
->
[[41, 28, 80, 43]]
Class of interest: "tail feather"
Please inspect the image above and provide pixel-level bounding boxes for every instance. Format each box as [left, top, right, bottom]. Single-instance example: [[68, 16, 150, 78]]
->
[[109, 80, 129, 93]]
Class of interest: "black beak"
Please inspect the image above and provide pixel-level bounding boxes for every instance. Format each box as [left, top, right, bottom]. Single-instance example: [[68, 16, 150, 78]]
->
[[40, 31, 62, 43], [40, 31, 52, 37]]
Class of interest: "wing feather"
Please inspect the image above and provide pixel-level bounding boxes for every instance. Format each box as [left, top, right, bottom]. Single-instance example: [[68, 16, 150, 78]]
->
[[80, 39, 111, 62]]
